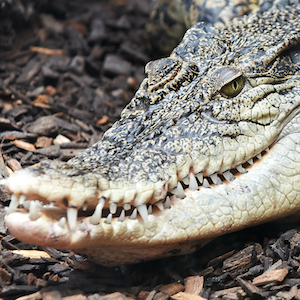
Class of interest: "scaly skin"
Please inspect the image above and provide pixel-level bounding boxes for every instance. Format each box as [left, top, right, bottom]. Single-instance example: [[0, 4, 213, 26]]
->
[[3, 5, 300, 265]]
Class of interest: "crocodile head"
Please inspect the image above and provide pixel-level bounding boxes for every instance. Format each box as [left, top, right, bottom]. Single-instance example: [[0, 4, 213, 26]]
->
[[3, 6, 300, 266]]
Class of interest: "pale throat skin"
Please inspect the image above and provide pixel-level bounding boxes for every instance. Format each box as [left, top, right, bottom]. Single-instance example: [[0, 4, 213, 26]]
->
[[3, 6, 300, 266]]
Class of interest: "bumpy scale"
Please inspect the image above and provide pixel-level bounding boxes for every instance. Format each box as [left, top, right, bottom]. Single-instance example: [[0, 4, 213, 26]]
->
[[3, 4, 300, 266]]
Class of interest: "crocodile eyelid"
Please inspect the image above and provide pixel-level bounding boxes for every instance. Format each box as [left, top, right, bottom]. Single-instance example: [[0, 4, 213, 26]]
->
[[219, 75, 245, 98]]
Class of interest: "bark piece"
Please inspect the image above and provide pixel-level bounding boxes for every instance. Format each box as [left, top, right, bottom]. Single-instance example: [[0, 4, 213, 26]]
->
[[210, 287, 246, 298], [11, 140, 36, 152], [159, 283, 184, 296], [184, 276, 204, 295], [97, 115, 109, 125], [16, 58, 41, 84], [0, 266, 12, 284], [276, 286, 298, 300], [11, 250, 51, 259], [103, 54, 131, 76], [30, 46, 63, 56], [252, 268, 289, 286], [27, 116, 59, 135], [34, 145, 61, 158], [237, 277, 272, 298], [15, 291, 42, 300], [171, 292, 206, 300], [101, 292, 127, 300], [7, 158, 22, 171], [54, 134, 71, 145], [223, 244, 263, 274], [35, 136, 53, 148]]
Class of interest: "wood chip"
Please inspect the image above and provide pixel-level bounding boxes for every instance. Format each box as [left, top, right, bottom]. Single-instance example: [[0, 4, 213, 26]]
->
[[35, 136, 53, 148], [252, 268, 289, 285], [171, 292, 207, 300], [210, 287, 246, 298], [62, 294, 88, 300], [11, 250, 51, 259], [15, 291, 42, 300], [11, 140, 36, 152], [45, 85, 57, 97], [0, 266, 12, 284], [184, 276, 204, 295], [159, 283, 184, 296], [137, 291, 150, 300], [276, 286, 298, 300], [53, 134, 71, 145], [32, 94, 49, 105], [7, 158, 22, 172], [101, 292, 128, 300], [96, 115, 109, 125], [30, 46, 64, 56]]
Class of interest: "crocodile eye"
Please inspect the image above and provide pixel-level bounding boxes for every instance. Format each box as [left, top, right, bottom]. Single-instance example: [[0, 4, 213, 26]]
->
[[219, 76, 244, 98]]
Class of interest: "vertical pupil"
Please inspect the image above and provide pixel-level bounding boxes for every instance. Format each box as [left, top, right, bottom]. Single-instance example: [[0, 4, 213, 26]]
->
[[233, 80, 238, 90]]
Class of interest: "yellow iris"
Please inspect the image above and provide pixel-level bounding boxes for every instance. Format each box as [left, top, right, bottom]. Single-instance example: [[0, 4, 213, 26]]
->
[[220, 76, 244, 98]]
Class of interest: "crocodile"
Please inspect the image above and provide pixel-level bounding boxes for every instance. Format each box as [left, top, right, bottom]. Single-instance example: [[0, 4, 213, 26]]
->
[[2, 3, 300, 266]]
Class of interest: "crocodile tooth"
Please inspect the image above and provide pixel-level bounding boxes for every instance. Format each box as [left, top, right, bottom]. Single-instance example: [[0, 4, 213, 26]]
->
[[118, 210, 125, 222], [29, 201, 41, 221], [67, 208, 78, 231], [203, 178, 210, 188], [177, 182, 185, 198], [266, 147, 270, 152], [129, 208, 137, 220], [257, 153, 262, 159], [247, 158, 254, 165], [109, 203, 117, 214], [170, 187, 178, 195], [236, 165, 247, 174], [89, 197, 105, 225], [189, 173, 198, 190], [23, 201, 30, 209], [49, 202, 55, 208], [165, 196, 171, 209], [211, 173, 222, 185], [36, 201, 43, 209], [9, 194, 19, 210], [196, 172, 203, 183], [105, 213, 112, 224], [137, 204, 148, 223], [223, 170, 235, 181], [182, 176, 189, 185], [82, 203, 88, 211], [148, 205, 152, 214], [156, 201, 164, 211], [19, 194, 26, 206], [58, 217, 66, 228], [124, 203, 131, 210]]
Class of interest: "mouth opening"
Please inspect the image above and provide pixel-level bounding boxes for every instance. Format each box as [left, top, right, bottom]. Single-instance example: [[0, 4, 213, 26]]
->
[[4, 147, 270, 230]]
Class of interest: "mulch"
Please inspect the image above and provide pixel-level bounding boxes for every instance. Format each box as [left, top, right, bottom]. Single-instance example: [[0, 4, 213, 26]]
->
[[1, 0, 300, 299]]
